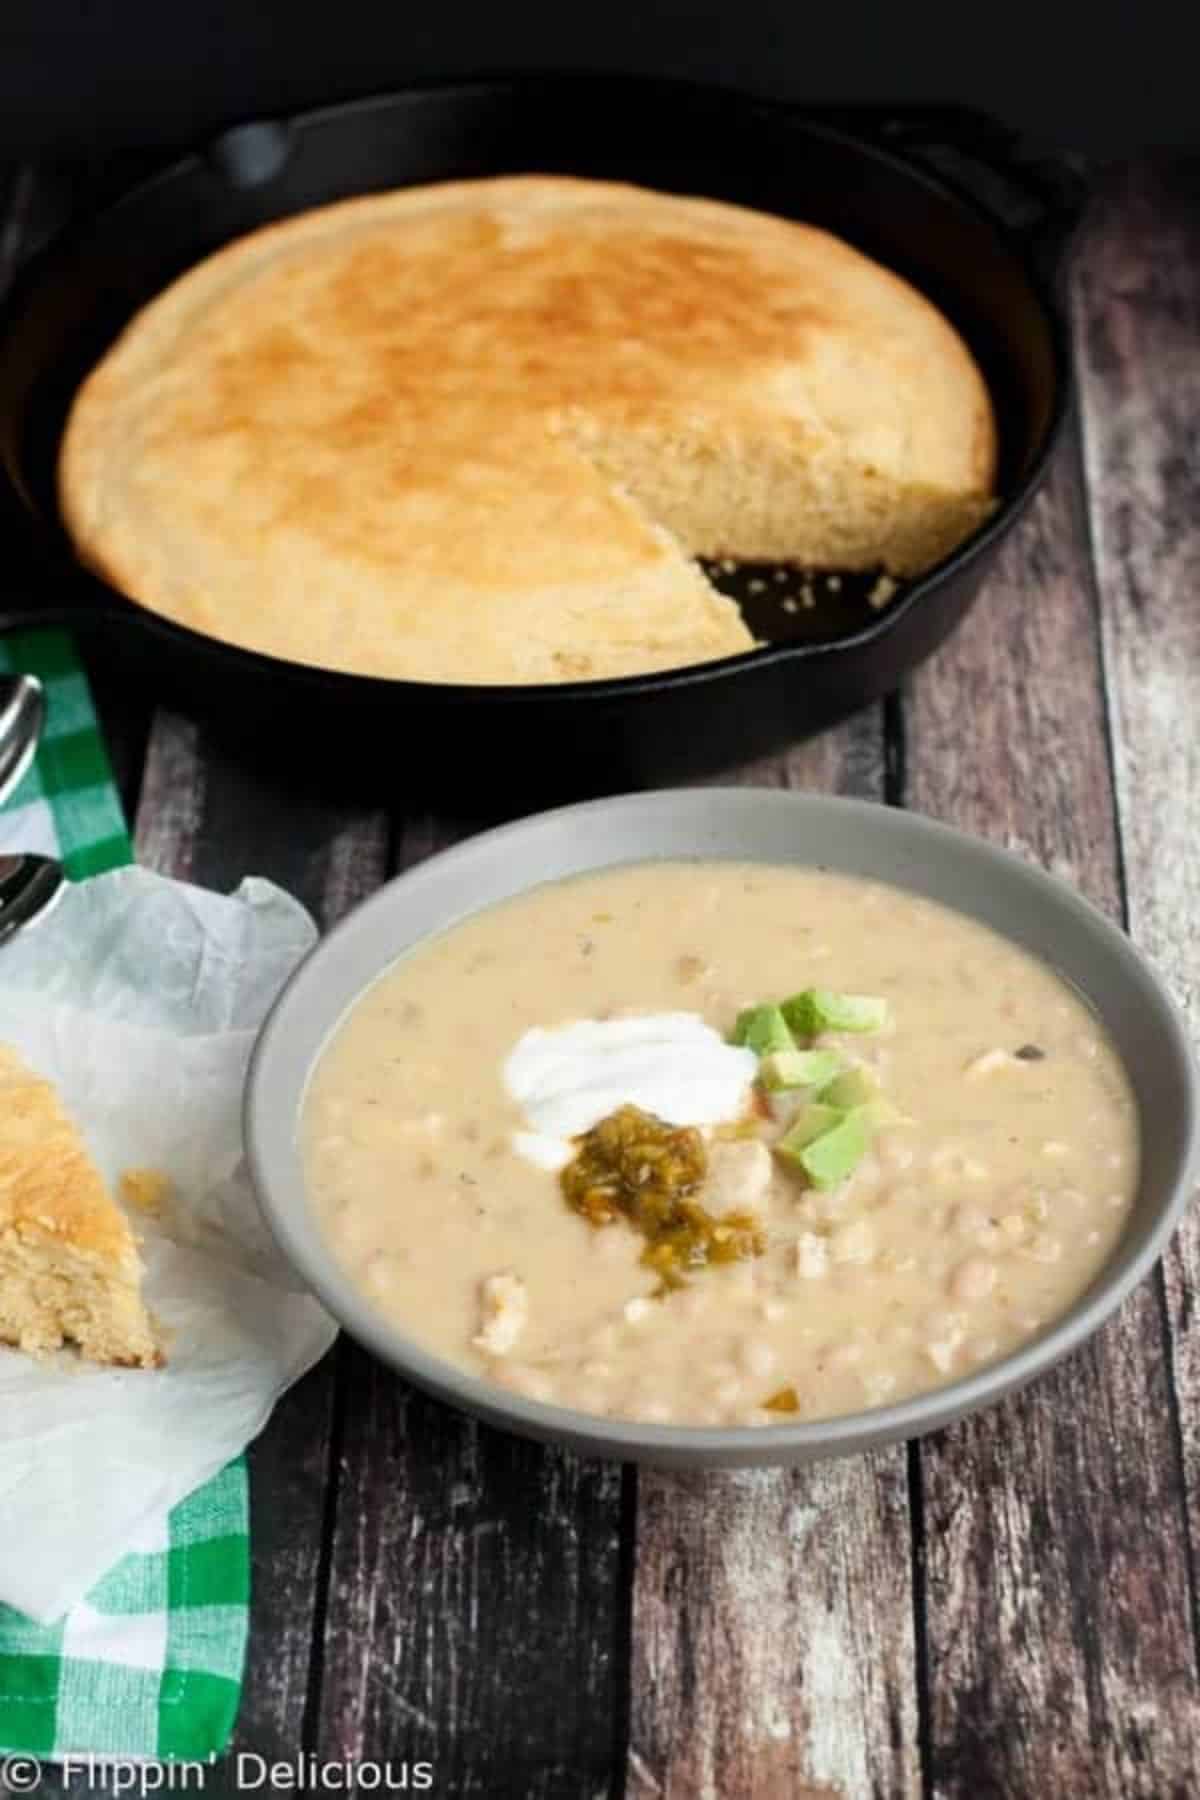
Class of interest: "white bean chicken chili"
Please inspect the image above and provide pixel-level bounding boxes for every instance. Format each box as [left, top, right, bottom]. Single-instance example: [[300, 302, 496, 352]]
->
[[303, 863, 1139, 1427]]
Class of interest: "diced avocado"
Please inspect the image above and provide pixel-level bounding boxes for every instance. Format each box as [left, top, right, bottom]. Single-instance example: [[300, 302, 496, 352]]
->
[[795, 1106, 873, 1190], [858, 1097, 911, 1130], [818, 1066, 912, 1127], [775, 1101, 845, 1164], [759, 1048, 842, 1092], [816, 1065, 878, 1109], [782, 988, 890, 1037], [732, 1003, 796, 1058]]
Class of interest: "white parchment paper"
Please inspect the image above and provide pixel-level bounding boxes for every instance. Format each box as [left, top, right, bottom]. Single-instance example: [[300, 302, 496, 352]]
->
[[0, 867, 339, 1622]]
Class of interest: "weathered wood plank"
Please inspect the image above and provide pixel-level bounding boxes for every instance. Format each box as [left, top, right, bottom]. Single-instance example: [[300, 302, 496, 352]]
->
[[133, 713, 388, 1762], [902, 405, 1200, 1794], [629, 713, 923, 1800], [12, 139, 1200, 1800], [132, 711, 206, 875], [316, 810, 627, 1797], [318, 1351, 626, 1796], [1072, 154, 1200, 1691]]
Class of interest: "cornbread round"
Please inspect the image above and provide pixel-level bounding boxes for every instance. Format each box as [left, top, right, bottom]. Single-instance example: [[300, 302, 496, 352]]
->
[[59, 176, 997, 686]]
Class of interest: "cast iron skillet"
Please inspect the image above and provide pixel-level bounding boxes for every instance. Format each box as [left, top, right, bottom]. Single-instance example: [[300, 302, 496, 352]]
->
[[0, 76, 1081, 800]]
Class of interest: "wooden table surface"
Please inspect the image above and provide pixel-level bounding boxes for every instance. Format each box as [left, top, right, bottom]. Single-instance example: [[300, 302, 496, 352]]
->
[[3, 150, 1199, 1798]]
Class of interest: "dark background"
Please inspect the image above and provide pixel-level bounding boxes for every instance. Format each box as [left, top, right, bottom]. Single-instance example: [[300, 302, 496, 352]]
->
[[0, 0, 1191, 158]]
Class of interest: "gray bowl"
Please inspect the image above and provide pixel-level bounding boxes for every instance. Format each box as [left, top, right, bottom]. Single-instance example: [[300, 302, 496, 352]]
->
[[244, 790, 1199, 1468]]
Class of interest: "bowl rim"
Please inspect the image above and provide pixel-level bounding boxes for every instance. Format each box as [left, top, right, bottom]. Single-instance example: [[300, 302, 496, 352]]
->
[[244, 788, 1200, 1463]]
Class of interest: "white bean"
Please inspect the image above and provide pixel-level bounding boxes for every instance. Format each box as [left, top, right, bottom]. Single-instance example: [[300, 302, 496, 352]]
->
[[876, 1133, 915, 1173], [795, 1232, 829, 1279], [830, 1219, 875, 1265], [965, 1048, 1018, 1078], [503, 1366, 554, 1403], [630, 1400, 673, 1424], [361, 1251, 397, 1297], [472, 1271, 528, 1356], [849, 1152, 882, 1190], [948, 1257, 997, 1302], [739, 1340, 778, 1379]]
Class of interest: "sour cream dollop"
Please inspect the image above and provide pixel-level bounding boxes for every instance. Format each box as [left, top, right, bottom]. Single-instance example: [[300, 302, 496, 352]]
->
[[504, 1013, 757, 1169]]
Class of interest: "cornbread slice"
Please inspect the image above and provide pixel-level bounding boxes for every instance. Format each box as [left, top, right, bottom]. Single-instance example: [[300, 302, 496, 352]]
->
[[0, 1045, 161, 1366], [59, 176, 996, 687]]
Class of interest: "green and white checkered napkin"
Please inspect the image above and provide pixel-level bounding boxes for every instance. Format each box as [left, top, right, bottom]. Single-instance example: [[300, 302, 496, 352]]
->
[[0, 626, 249, 1762]]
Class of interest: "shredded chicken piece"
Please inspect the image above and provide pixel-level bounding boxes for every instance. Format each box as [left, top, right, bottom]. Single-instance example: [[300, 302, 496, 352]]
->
[[704, 1139, 772, 1221], [472, 1271, 528, 1356]]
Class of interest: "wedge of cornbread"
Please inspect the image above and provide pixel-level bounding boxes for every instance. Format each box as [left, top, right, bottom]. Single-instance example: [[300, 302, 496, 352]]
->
[[0, 1045, 161, 1366]]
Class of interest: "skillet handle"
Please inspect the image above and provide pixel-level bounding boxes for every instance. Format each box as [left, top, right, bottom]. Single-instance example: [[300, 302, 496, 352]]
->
[[870, 106, 1089, 286]]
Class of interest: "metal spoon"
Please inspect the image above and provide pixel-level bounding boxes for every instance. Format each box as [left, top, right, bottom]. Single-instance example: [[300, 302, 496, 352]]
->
[[0, 674, 44, 805], [0, 852, 66, 945], [0, 673, 67, 945]]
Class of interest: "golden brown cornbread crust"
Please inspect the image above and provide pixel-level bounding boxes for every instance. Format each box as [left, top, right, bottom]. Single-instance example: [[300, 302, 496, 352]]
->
[[59, 176, 997, 686], [0, 1046, 161, 1366]]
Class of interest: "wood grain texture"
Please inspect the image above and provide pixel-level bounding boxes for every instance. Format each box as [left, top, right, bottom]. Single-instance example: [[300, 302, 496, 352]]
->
[[133, 714, 389, 1762], [193, 747, 388, 1762], [317, 1350, 626, 1797], [315, 811, 626, 1797], [131, 710, 206, 874], [1075, 163, 1200, 1020], [630, 1454, 918, 1800], [629, 713, 922, 1800], [902, 415, 1200, 1795], [7, 145, 1200, 1800], [1072, 154, 1200, 1710]]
